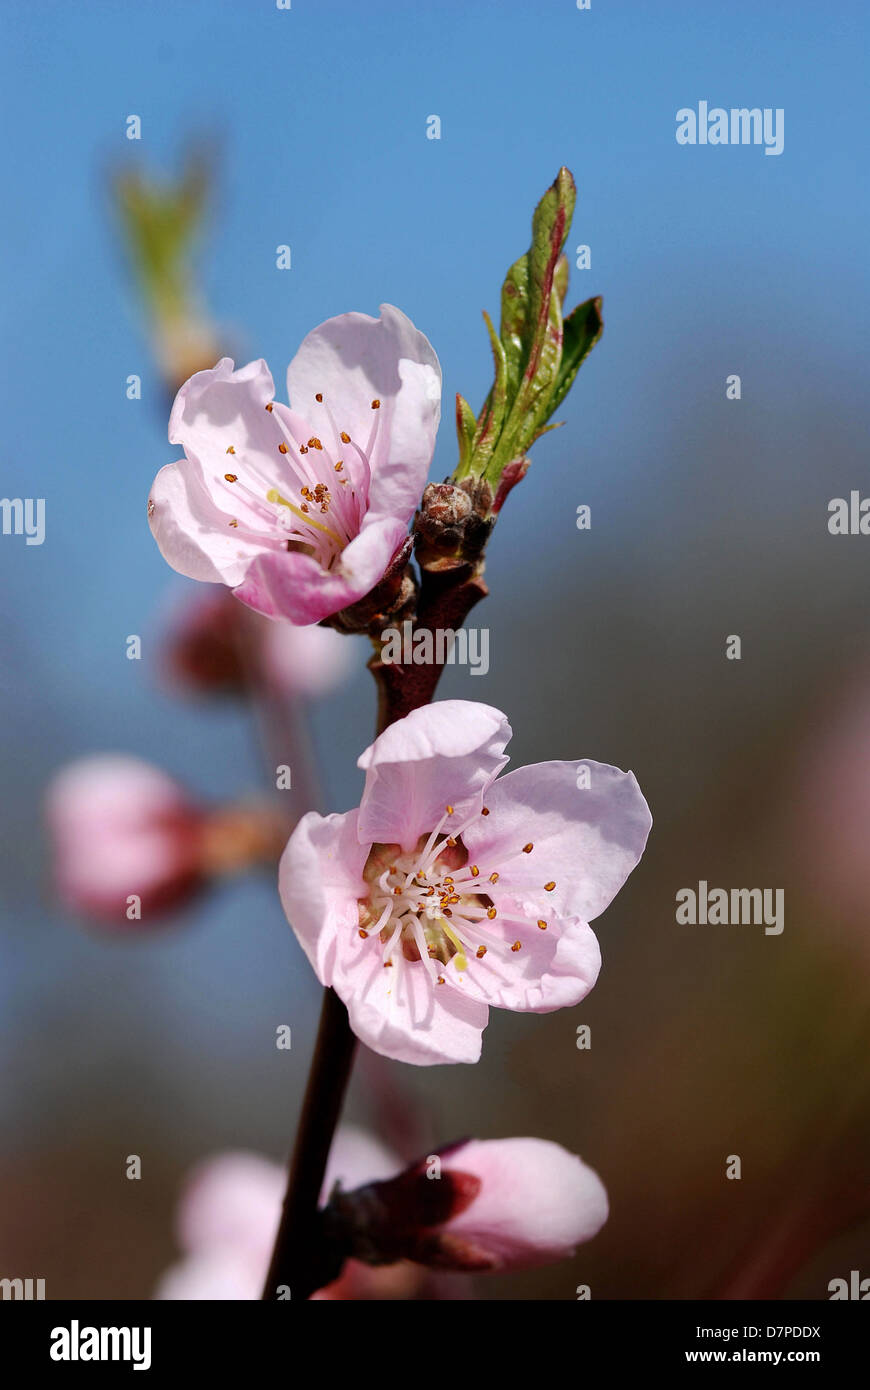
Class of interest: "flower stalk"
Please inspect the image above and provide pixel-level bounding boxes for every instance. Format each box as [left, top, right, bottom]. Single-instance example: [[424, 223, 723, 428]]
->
[[262, 987, 357, 1300]]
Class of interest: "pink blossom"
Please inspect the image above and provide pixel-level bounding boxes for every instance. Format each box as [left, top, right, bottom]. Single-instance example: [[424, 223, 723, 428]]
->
[[148, 305, 441, 625], [154, 1129, 421, 1301], [332, 1137, 609, 1272], [279, 701, 652, 1065], [46, 755, 205, 924]]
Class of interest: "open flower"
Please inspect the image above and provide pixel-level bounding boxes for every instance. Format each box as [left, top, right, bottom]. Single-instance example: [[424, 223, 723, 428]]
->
[[280, 701, 651, 1065], [148, 305, 441, 625]]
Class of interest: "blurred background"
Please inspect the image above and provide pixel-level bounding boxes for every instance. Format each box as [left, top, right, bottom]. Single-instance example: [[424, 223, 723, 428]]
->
[[1, 0, 868, 1299]]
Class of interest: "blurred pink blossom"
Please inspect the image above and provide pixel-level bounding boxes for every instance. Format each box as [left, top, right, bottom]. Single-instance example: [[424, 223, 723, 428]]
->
[[162, 586, 353, 698], [259, 613, 355, 698], [154, 1128, 421, 1301], [790, 668, 870, 943], [46, 755, 205, 925]]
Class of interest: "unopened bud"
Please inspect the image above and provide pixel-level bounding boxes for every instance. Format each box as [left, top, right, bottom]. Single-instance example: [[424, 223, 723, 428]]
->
[[325, 1137, 608, 1274]]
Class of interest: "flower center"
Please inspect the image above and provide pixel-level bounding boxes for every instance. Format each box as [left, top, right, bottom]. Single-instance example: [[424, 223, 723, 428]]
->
[[357, 804, 558, 987], [217, 392, 384, 571]]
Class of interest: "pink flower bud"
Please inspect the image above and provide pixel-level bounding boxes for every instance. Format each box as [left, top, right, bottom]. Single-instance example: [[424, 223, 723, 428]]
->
[[162, 589, 251, 697], [162, 587, 353, 699], [331, 1137, 609, 1273], [45, 755, 205, 925]]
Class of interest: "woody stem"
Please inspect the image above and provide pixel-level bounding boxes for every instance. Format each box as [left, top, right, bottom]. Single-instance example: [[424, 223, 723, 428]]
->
[[262, 986, 357, 1299]]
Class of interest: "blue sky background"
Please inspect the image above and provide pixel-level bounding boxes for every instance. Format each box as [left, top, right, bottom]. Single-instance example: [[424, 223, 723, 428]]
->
[[1, 0, 869, 1298]]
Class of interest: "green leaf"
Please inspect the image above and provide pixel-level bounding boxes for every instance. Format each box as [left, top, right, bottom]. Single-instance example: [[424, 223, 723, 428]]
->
[[524, 166, 575, 380], [553, 253, 570, 307], [548, 295, 603, 416], [481, 171, 574, 476], [454, 393, 477, 475], [452, 167, 602, 503], [498, 252, 530, 400], [468, 311, 508, 472], [114, 156, 210, 319]]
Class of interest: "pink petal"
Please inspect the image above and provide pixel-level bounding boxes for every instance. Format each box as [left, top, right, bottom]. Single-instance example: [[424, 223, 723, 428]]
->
[[154, 1247, 266, 1301], [462, 759, 651, 922], [149, 459, 274, 587], [260, 619, 354, 697], [176, 1152, 284, 1256], [441, 1138, 608, 1270], [444, 915, 601, 1014], [278, 810, 369, 985], [322, 1126, 401, 1194], [168, 356, 275, 466], [151, 358, 309, 586], [357, 701, 512, 851], [234, 514, 408, 624], [286, 304, 441, 523], [333, 936, 489, 1065]]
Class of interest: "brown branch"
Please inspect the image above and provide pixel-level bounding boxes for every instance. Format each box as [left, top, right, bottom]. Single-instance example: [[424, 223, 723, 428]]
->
[[369, 565, 489, 731], [262, 987, 357, 1300]]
